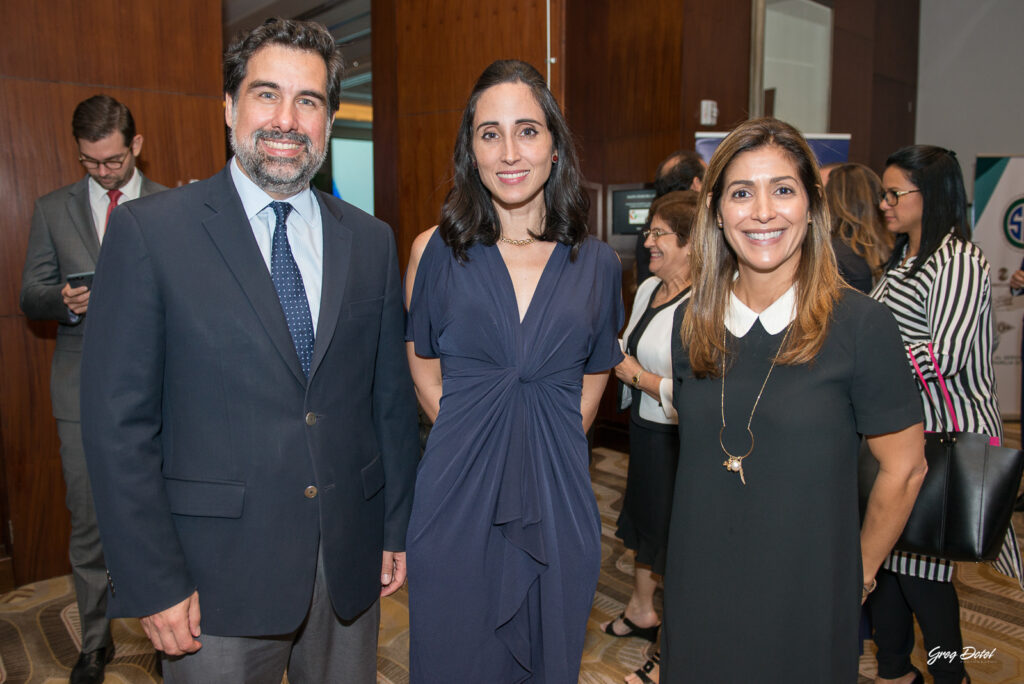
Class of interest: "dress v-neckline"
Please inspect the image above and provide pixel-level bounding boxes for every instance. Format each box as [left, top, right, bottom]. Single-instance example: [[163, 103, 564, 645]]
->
[[491, 241, 564, 325]]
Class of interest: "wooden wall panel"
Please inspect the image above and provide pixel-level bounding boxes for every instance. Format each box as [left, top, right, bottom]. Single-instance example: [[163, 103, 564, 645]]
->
[[0, 0, 224, 585], [565, 0, 687, 185], [566, 0, 751, 187], [830, 0, 919, 172], [373, 0, 559, 272], [680, 0, 752, 145], [0, 0, 221, 96], [0, 320, 65, 584]]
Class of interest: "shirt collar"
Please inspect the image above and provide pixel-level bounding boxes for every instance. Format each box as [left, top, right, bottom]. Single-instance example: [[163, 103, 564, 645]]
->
[[88, 167, 141, 202], [229, 156, 317, 223], [724, 283, 797, 336]]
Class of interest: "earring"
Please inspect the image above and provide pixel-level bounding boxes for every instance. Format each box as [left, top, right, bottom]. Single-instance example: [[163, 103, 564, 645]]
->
[[552, 153, 558, 163]]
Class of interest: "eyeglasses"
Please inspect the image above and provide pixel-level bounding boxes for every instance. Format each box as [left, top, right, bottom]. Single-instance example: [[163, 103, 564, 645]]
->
[[79, 149, 133, 170], [879, 189, 920, 207], [640, 228, 674, 241]]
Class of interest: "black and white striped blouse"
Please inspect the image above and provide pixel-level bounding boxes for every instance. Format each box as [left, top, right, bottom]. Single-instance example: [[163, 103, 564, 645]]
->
[[871, 232, 1021, 584]]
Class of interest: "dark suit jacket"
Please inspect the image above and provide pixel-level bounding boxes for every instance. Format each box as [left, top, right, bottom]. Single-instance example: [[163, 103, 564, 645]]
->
[[80, 165, 420, 636], [20, 173, 166, 421]]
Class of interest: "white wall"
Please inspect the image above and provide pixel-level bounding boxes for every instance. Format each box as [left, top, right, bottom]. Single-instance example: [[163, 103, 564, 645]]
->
[[764, 0, 832, 134], [916, 0, 1024, 200]]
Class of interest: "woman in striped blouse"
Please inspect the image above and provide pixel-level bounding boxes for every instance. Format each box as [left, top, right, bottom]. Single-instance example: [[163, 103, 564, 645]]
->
[[869, 145, 1023, 684]]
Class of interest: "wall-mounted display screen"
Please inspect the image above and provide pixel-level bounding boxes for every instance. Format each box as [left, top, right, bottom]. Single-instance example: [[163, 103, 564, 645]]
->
[[608, 185, 656, 235]]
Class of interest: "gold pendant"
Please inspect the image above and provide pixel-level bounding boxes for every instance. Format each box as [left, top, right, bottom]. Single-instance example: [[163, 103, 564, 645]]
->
[[723, 456, 747, 485]]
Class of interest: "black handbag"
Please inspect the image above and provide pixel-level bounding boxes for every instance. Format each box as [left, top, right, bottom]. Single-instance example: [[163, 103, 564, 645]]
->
[[858, 345, 1024, 562]]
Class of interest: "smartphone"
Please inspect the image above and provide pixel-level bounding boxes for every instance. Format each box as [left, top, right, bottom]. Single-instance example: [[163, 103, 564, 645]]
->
[[67, 271, 95, 289]]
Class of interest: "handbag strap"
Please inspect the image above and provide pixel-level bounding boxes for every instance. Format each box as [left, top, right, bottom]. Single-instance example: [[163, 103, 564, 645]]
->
[[926, 343, 960, 432], [907, 343, 961, 432]]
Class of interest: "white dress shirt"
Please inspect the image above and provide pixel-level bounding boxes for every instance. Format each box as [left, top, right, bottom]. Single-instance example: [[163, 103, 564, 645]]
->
[[88, 168, 142, 243], [230, 157, 323, 333]]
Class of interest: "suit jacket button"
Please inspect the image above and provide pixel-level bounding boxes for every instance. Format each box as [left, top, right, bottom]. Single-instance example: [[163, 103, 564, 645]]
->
[[305, 412, 317, 426], [304, 485, 318, 499]]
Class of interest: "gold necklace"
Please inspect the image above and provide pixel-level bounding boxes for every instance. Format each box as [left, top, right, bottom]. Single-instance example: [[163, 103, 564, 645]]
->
[[498, 235, 536, 246], [719, 324, 792, 485]]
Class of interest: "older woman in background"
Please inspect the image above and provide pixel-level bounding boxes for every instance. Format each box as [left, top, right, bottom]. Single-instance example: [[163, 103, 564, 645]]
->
[[825, 162, 892, 292], [603, 191, 696, 684], [661, 118, 926, 683], [868, 145, 1022, 684]]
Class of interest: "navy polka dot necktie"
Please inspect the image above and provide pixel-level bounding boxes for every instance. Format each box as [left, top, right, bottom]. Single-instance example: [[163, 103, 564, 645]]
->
[[269, 201, 314, 377]]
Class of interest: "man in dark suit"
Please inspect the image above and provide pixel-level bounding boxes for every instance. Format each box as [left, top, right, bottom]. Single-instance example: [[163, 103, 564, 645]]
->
[[20, 94, 166, 684], [80, 19, 419, 682]]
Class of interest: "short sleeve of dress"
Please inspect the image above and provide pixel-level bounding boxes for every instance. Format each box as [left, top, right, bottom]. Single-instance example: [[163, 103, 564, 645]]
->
[[583, 242, 626, 373], [405, 231, 442, 359], [849, 296, 924, 435]]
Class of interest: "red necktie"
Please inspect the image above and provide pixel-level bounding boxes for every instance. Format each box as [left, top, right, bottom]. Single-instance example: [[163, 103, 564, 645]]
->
[[104, 189, 123, 229]]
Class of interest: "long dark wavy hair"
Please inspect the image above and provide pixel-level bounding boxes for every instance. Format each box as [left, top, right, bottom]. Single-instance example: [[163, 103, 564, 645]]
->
[[438, 59, 589, 262], [882, 145, 970, 278]]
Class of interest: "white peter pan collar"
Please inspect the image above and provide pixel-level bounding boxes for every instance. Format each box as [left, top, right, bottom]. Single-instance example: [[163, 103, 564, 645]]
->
[[724, 283, 797, 337]]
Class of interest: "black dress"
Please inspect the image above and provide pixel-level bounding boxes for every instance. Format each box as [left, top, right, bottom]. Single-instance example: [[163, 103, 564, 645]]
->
[[832, 236, 873, 293], [661, 290, 921, 683]]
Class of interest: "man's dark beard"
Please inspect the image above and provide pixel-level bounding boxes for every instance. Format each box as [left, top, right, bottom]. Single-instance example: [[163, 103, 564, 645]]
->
[[231, 128, 327, 196]]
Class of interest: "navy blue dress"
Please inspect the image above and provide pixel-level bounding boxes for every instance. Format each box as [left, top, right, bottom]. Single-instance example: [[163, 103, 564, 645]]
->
[[405, 231, 624, 683]]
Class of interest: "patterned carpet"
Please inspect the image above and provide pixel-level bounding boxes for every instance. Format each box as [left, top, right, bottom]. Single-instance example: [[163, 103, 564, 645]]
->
[[1, 445, 1022, 683]]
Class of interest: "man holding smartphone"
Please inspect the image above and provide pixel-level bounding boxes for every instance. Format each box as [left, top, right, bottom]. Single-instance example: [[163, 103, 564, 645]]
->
[[19, 95, 165, 684]]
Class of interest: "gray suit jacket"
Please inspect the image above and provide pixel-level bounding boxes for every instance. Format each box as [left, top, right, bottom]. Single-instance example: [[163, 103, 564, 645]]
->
[[20, 173, 166, 421]]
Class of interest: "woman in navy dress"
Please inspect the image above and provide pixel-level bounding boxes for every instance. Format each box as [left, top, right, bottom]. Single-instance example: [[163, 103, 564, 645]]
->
[[404, 60, 624, 683]]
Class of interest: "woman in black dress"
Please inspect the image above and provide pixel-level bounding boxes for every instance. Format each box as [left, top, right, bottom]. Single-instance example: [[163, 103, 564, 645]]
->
[[603, 191, 697, 684], [661, 118, 927, 683], [824, 162, 892, 293]]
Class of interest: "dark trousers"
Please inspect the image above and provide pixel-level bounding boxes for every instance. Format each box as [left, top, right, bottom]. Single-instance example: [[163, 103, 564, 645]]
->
[[869, 569, 966, 683], [57, 419, 111, 653]]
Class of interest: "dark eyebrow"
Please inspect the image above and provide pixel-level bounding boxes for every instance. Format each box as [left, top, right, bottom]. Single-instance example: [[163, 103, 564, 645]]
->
[[475, 118, 545, 131], [726, 175, 798, 189], [297, 89, 327, 104], [81, 153, 122, 162], [246, 80, 280, 92], [247, 81, 327, 104]]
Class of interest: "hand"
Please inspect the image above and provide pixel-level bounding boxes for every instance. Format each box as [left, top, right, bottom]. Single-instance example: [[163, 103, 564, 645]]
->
[[380, 550, 407, 597], [61, 282, 90, 314], [613, 354, 643, 385], [1010, 269, 1024, 289], [140, 590, 202, 655]]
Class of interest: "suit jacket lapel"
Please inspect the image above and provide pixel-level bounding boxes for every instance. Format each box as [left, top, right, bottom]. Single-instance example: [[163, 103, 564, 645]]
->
[[309, 192, 351, 379], [200, 167, 308, 387], [66, 178, 100, 263]]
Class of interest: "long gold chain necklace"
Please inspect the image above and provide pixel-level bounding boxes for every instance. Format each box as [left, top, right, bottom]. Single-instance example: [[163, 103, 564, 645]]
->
[[719, 325, 792, 485]]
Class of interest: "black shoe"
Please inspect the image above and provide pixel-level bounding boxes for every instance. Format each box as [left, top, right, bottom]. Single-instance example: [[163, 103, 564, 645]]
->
[[70, 645, 113, 684]]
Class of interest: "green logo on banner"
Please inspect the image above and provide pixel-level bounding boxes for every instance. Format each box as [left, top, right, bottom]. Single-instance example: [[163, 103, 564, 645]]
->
[[1006, 198, 1024, 248]]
